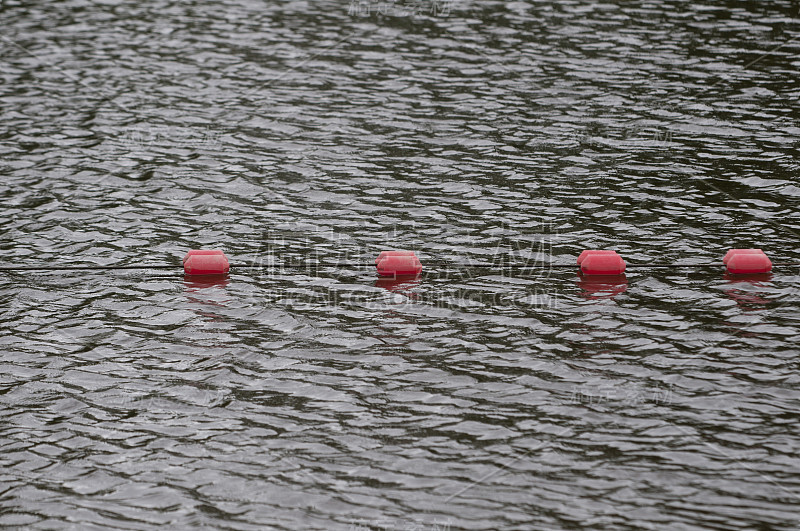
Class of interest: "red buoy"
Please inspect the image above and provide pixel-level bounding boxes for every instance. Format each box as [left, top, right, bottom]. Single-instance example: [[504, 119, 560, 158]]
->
[[376, 251, 422, 277], [183, 249, 225, 263], [723, 248, 765, 265], [375, 251, 417, 264], [726, 250, 772, 274], [579, 250, 626, 275], [577, 250, 618, 265], [183, 250, 230, 276]]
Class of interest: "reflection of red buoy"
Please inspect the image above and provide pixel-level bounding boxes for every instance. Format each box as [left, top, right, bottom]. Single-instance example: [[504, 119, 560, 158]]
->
[[184, 276, 230, 290], [376, 251, 422, 277], [724, 249, 771, 274], [723, 272, 772, 308], [375, 276, 421, 296], [723, 272, 772, 283], [578, 250, 626, 275], [577, 273, 627, 299], [183, 250, 230, 276]]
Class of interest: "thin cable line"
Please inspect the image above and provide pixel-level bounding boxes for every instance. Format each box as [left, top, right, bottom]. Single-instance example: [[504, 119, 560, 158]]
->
[[0, 262, 796, 272], [0, 265, 179, 271]]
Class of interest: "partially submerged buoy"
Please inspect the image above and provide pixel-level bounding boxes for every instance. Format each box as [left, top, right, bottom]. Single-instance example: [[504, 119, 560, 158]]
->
[[723, 248, 765, 265], [183, 250, 230, 276], [577, 250, 618, 266], [375, 251, 418, 264], [725, 249, 772, 274], [579, 250, 626, 275], [376, 251, 422, 277]]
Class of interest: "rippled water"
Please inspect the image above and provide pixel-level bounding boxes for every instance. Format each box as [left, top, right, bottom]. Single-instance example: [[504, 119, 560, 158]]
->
[[2, 0, 800, 529]]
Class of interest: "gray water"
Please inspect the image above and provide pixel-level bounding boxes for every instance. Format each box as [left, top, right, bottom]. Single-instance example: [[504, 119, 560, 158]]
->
[[1, 0, 800, 529]]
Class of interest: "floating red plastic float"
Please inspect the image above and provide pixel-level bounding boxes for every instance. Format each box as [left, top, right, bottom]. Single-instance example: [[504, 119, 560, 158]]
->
[[723, 248, 766, 265], [183, 250, 224, 263], [375, 251, 418, 264], [183, 250, 230, 276], [725, 249, 772, 274], [579, 250, 626, 275], [376, 251, 422, 277], [576, 250, 618, 265]]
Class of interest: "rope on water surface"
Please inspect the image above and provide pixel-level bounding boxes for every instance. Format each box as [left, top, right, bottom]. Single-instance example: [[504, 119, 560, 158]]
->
[[0, 262, 797, 272]]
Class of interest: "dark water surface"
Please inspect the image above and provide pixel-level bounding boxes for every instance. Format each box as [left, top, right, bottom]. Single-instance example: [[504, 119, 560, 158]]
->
[[2, 0, 800, 529]]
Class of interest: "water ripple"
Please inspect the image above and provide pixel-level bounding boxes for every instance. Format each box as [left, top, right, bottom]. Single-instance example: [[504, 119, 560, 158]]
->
[[1, 0, 799, 529]]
